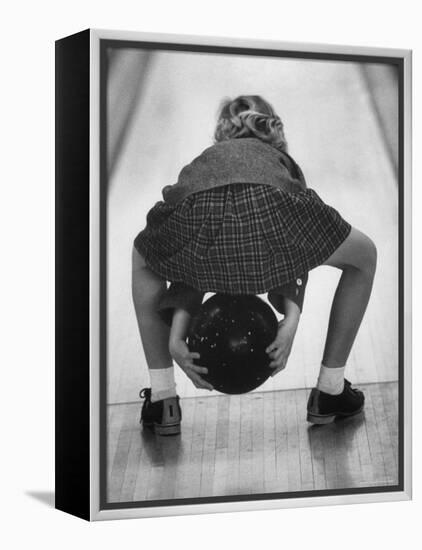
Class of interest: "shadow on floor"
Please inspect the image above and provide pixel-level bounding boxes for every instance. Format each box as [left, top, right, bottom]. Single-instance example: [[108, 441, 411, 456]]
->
[[26, 491, 55, 508]]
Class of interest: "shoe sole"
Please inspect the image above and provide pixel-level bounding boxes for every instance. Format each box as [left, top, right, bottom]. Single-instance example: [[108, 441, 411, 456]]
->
[[154, 422, 181, 436], [307, 405, 364, 425], [142, 420, 181, 436]]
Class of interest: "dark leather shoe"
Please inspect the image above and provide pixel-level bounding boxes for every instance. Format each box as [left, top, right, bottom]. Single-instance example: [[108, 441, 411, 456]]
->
[[306, 379, 364, 425], [139, 388, 182, 436]]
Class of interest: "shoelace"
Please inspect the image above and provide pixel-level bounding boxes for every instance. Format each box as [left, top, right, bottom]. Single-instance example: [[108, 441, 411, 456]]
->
[[344, 379, 360, 394], [139, 387, 151, 400]]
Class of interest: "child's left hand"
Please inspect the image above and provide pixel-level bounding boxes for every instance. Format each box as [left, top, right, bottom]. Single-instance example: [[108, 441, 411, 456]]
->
[[169, 338, 214, 390], [266, 317, 299, 377]]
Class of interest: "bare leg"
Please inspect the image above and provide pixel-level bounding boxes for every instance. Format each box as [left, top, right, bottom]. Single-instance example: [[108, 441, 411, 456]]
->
[[321, 227, 377, 368], [131, 246, 172, 370]]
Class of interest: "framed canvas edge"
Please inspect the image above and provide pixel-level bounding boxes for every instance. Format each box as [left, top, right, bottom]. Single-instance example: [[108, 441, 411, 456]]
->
[[90, 27, 411, 58], [88, 28, 412, 521], [91, 490, 411, 522]]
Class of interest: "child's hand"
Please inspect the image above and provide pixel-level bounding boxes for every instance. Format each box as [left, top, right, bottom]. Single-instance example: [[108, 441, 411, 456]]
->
[[266, 317, 299, 377], [169, 338, 214, 391]]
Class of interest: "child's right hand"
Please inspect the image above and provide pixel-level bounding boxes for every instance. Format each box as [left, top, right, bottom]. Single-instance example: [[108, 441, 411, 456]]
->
[[169, 338, 214, 391], [266, 316, 298, 376]]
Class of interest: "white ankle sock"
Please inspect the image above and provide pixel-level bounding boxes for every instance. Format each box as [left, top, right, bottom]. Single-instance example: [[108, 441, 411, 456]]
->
[[149, 366, 177, 402], [317, 364, 345, 395]]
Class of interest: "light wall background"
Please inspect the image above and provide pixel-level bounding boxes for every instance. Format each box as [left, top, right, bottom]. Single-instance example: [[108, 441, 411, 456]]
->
[[106, 48, 398, 404]]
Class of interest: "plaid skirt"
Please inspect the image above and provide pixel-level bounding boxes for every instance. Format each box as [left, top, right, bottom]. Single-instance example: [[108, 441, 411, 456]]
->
[[134, 184, 351, 294]]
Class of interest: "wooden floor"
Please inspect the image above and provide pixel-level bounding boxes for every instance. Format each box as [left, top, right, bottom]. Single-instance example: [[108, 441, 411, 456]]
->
[[107, 382, 398, 503]]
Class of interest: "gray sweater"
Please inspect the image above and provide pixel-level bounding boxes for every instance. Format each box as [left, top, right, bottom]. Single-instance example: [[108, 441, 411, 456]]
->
[[162, 137, 307, 204]]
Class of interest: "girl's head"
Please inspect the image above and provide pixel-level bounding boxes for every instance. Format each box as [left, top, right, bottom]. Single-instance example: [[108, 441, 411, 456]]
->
[[214, 95, 287, 152]]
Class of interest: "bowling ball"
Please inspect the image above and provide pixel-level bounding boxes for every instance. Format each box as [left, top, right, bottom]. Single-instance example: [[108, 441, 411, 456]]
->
[[187, 294, 278, 394]]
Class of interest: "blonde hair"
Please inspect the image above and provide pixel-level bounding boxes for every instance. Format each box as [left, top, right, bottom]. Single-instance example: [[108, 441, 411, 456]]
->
[[214, 95, 288, 152]]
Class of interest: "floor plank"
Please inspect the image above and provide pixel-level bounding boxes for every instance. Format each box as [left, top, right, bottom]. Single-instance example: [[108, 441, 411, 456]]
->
[[173, 398, 195, 498], [225, 395, 241, 495], [211, 395, 230, 497]]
